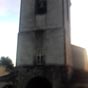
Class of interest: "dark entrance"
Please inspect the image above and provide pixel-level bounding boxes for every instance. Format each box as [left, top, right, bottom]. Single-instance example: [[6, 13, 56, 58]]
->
[[3, 85, 13, 88], [26, 77, 52, 88]]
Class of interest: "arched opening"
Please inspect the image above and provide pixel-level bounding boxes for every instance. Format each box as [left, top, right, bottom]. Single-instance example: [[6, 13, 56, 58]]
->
[[26, 77, 52, 88], [3, 85, 13, 88]]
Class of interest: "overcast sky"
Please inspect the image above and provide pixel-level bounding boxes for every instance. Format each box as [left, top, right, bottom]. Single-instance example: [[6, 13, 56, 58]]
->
[[0, 0, 88, 64], [0, 0, 20, 64]]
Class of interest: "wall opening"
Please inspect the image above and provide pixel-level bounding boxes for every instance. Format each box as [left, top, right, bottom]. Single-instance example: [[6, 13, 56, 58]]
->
[[3, 85, 13, 88], [26, 76, 52, 88]]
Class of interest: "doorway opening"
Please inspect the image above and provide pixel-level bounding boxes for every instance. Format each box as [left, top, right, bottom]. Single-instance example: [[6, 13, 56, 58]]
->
[[3, 85, 13, 88], [26, 76, 52, 88]]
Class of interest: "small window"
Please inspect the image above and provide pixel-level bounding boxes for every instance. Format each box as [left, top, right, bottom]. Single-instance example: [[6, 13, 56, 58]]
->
[[35, 0, 47, 15], [34, 55, 45, 65], [37, 55, 45, 65]]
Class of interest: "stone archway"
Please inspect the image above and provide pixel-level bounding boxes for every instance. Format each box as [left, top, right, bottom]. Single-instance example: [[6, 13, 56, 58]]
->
[[26, 77, 52, 88]]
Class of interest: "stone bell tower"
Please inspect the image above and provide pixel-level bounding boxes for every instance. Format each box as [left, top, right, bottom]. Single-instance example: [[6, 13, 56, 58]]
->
[[16, 0, 72, 88]]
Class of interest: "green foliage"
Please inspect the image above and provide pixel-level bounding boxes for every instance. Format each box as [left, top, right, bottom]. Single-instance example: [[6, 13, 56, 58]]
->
[[0, 57, 14, 71]]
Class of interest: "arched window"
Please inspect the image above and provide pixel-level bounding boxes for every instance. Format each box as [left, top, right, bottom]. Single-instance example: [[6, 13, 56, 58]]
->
[[35, 0, 47, 15]]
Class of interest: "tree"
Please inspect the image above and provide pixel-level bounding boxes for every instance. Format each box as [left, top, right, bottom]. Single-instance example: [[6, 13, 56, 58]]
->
[[0, 57, 14, 72]]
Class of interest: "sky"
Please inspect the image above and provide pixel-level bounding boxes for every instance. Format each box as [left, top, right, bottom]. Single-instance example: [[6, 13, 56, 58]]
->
[[71, 0, 88, 50], [0, 0, 20, 64], [0, 0, 88, 65]]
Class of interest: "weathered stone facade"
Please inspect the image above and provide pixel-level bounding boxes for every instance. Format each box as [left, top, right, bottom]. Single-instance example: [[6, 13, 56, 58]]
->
[[16, 0, 72, 87], [16, 0, 72, 66], [0, 45, 88, 88], [16, 65, 69, 88]]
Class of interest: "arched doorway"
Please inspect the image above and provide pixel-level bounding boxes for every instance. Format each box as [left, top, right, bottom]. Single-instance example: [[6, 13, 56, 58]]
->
[[3, 85, 13, 88], [26, 77, 52, 88]]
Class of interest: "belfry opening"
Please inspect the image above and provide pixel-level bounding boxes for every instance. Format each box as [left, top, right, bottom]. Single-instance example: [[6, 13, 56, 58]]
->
[[26, 77, 52, 88]]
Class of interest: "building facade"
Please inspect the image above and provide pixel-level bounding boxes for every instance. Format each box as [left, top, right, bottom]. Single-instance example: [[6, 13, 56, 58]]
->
[[16, 0, 72, 88]]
